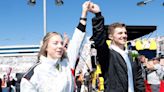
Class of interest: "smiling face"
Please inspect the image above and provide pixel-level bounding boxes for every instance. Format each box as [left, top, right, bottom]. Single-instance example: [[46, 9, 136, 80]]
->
[[110, 27, 127, 47], [46, 34, 64, 59], [108, 23, 128, 49], [38, 32, 64, 60]]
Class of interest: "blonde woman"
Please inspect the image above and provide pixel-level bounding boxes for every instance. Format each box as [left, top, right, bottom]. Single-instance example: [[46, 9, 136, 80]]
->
[[20, 1, 91, 92]]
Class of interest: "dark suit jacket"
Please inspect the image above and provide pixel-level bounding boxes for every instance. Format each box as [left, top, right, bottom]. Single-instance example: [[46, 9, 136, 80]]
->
[[91, 12, 145, 92]]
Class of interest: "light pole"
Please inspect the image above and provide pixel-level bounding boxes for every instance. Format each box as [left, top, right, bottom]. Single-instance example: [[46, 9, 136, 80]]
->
[[137, 0, 164, 6], [137, 0, 153, 6], [28, 0, 64, 36], [43, 0, 46, 36]]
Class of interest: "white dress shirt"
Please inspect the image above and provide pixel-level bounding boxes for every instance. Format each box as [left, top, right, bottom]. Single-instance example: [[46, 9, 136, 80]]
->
[[110, 45, 134, 92]]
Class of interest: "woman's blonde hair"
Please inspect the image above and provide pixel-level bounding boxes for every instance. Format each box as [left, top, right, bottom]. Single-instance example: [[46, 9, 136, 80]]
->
[[38, 32, 66, 61]]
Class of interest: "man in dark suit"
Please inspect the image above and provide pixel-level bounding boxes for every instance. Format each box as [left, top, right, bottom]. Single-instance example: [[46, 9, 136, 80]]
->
[[88, 2, 145, 92]]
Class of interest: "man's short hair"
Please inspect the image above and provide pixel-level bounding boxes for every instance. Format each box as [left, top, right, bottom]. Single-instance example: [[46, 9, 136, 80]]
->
[[152, 57, 160, 61], [108, 22, 126, 34]]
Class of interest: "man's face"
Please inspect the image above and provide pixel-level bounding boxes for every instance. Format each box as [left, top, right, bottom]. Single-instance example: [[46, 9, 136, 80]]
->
[[109, 27, 127, 47], [153, 59, 159, 64]]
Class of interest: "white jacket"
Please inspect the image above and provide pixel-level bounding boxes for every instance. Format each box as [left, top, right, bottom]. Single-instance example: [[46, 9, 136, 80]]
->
[[20, 24, 85, 92]]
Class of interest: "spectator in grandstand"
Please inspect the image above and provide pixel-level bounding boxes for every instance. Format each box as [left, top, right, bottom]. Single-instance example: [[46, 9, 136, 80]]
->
[[15, 73, 24, 92], [8, 76, 16, 92], [20, 1, 90, 92], [147, 57, 163, 92], [138, 55, 149, 80], [75, 70, 83, 92], [160, 58, 164, 80], [1, 74, 7, 88], [88, 2, 145, 91]]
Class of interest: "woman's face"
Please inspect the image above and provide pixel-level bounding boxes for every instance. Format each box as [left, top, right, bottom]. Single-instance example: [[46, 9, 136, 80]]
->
[[46, 34, 64, 59]]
